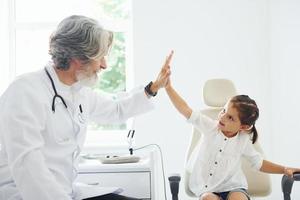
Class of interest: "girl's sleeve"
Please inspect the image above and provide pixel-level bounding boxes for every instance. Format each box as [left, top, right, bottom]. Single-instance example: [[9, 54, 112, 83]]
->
[[186, 110, 217, 134], [242, 137, 264, 171]]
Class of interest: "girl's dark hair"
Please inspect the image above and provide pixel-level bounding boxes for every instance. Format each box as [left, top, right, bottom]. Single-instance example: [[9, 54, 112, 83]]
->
[[230, 95, 259, 144]]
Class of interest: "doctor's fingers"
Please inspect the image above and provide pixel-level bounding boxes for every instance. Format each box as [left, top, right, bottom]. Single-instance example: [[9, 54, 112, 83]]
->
[[162, 68, 171, 78], [159, 71, 171, 86], [160, 66, 171, 76], [158, 67, 171, 81], [156, 69, 171, 85], [163, 51, 174, 69], [157, 57, 171, 77]]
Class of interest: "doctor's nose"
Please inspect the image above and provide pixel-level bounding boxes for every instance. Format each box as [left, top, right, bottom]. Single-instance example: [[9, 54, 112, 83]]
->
[[100, 57, 107, 70]]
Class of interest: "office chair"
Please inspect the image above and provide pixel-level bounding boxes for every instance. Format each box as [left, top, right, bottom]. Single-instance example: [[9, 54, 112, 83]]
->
[[168, 79, 272, 200], [282, 172, 300, 200]]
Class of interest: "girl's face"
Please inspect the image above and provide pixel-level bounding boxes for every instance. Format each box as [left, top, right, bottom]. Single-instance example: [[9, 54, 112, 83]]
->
[[217, 101, 246, 137]]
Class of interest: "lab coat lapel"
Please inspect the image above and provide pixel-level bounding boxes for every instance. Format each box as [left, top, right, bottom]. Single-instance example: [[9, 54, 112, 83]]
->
[[44, 62, 84, 141]]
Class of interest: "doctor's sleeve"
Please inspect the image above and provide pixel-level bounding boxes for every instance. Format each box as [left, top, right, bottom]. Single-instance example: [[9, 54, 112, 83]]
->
[[87, 86, 155, 124], [0, 82, 71, 200]]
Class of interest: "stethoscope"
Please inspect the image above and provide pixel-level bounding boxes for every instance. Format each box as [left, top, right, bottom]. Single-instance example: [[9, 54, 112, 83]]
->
[[44, 68, 85, 124], [44, 68, 84, 191]]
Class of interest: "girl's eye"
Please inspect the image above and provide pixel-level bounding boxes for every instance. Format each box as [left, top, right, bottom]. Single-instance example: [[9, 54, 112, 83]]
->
[[221, 109, 225, 113], [228, 116, 234, 121]]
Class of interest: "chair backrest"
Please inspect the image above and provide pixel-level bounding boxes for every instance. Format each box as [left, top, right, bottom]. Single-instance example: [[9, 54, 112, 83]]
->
[[184, 79, 272, 197]]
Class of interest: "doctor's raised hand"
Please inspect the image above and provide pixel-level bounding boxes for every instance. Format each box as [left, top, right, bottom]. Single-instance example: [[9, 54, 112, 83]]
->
[[0, 15, 173, 200], [144, 51, 173, 97]]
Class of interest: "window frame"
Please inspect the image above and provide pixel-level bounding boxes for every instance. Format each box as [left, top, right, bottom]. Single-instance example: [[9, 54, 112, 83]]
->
[[6, 0, 134, 149]]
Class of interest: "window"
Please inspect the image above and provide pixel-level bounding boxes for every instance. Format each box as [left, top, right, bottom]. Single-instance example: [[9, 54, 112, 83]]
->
[[0, 0, 10, 94], [4, 0, 133, 135]]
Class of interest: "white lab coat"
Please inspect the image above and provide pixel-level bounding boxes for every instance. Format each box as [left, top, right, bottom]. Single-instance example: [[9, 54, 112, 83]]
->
[[0, 63, 154, 200]]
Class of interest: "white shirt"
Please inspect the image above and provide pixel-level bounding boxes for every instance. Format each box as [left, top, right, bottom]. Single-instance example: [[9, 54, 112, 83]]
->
[[0, 63, 154, 200], [186, 111, 263, 197]]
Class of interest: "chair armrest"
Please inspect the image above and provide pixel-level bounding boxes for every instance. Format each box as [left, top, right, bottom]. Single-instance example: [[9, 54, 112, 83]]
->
[[168, 174, 181, 200], [281, 172, 300, 200], [293, 172, 300, 181]]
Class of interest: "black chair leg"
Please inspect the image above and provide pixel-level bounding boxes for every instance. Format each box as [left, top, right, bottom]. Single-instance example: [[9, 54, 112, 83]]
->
[[282, 175, 294, 200], [168, 174, 181, 200], [281, 172, 300, 200]]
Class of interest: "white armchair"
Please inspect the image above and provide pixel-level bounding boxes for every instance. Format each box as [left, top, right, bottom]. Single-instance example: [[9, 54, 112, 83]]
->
[[169, 79, 271, 199]]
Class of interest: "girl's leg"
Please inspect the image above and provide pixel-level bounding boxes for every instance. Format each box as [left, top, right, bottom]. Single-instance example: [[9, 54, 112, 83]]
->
[[200, 192, 221, 200], [227, 191, 249, 200], [83, 193, 141, 200]]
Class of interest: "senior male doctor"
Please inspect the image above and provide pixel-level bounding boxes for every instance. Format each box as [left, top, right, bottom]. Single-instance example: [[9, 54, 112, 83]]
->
[[0, 15, 173, 200]]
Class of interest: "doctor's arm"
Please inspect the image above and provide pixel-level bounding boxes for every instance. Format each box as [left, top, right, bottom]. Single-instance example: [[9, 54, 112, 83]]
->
[[0, 83, 71, 200], [88, 51, 173, 123]]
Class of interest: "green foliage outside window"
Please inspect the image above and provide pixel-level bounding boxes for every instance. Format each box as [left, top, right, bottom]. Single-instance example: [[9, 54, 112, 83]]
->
[[89, 0, 129, 131], [97, 0, 130, 20], [96, 32, 126, 93]]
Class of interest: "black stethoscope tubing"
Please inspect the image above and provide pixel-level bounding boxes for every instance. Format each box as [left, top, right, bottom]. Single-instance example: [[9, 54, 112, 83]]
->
[[45, 68, 83, 178], [44, 68, 68, 112], [44, 68, 83, 117]]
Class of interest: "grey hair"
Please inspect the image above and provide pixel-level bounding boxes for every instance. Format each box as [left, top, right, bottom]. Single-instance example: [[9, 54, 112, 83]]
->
[[49, 15, 113, 70]]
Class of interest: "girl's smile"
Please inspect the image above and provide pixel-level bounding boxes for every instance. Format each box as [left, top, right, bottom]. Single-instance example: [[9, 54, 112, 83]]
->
[[218, 121, 225, 127]]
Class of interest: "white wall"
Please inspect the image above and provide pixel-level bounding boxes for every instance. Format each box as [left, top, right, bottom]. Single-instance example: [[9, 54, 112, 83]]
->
[[1, 0, 299, 199], [269, 0, 300, 199], [132, 0, 299, 199]]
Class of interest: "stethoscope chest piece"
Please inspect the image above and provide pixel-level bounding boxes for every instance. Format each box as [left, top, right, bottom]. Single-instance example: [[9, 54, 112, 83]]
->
[[45, 67, 86, 124], [78, 113, 85, 124]]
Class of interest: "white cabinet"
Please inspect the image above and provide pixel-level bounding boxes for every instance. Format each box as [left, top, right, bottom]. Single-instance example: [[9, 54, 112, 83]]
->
[[77, 172, 151, 199], [77, 158, 153, 199]]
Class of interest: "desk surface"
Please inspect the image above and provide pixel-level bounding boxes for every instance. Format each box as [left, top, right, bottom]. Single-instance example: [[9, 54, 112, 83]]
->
[[79, 157, 152, 173]]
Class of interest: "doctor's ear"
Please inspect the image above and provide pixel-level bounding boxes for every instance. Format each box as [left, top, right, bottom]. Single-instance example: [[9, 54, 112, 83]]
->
[[69, 58, 83, 70]]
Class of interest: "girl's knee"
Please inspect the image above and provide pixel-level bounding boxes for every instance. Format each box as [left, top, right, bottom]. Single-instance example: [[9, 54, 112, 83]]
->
[[200, 193, 220, 200], [227, 191, 249, 200]]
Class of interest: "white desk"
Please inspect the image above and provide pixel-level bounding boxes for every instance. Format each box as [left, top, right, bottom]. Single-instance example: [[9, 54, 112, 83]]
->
[[77, 157, 154, 199]]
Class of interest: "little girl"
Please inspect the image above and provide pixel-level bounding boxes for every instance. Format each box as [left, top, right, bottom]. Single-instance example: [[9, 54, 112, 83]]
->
[[165, 80, 300, 200]]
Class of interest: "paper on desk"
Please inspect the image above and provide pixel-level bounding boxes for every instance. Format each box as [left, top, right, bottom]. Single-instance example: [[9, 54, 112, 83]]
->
[[74, 182, 123, 200]]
